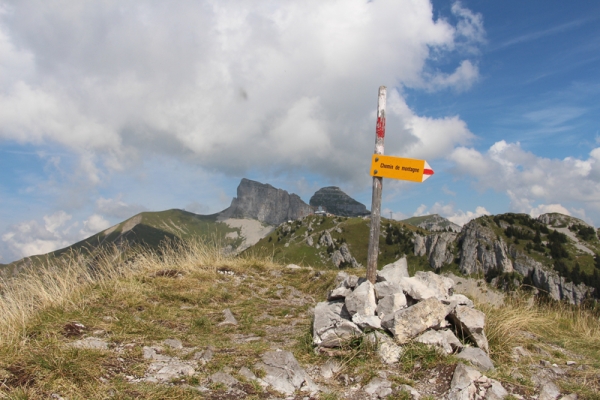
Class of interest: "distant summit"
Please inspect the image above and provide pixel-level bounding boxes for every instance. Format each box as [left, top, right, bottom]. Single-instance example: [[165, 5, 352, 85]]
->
[[401, 214, 461, 232], [309, 186, 368, 217], [220, 178, 312, 226]]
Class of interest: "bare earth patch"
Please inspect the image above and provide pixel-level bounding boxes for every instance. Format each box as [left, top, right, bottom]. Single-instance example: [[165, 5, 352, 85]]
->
[[220, 218, 275, 252]]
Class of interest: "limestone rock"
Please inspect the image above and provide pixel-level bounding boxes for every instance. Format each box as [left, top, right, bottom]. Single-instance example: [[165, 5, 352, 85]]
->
[[413, 271, 454, 300], [379, 341, 403, 364], [448, 363, 481, 400], [339, 243, 361, 268], [210, 372, 239, 387], [512, 250, 593, 305], [218, 308, 238, 326], [313, 301, 361, 347], [145, 360, 196, 382], [456, 347, 495, 371], [328, 286, 352, 300], [320, 360, 341, 380], [374, 281, 402, 299], [257, 350, 319, 395], [345, 281, 377, 317], [69, 337, 109, 350], [331, 250, 345, 268], [365, 331, 403, 364], [445, 293, 475, 308], [381, 297, 451, 343], [458, 220, 514, 275], [410, 214, 461, 232], [309, 186, 369, 217], [398, 384, 421, 399], [363, 377, 393, 398], [351, 313, 381, 330], [414, 232, 458, 270], [485, 379, 509, 400], [539, 381, 561, 400], [538, 212, 592, 229], [221, 178, 311, 225], [398, 277, 438, 300], [319, 231, 334, 247], [376, 293, 407, 319], [415, 329, 463, 354], [163, 338, 183, 349], [377, 257, 409, 284], [450, 306, 489, 353]]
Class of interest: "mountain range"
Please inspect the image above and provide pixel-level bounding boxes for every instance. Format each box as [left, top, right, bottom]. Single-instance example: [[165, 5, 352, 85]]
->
[[2, 178, 599, 305]]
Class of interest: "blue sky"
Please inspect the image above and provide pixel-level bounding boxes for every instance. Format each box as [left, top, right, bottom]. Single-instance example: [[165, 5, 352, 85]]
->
[[1, 0, 600, 263]]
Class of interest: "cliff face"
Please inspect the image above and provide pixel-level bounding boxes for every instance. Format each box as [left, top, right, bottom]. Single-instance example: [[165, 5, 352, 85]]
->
[[413, 232, 457, 270], [409, 214, 597, 305], [309, 187, 368, 217], [509, 246, 593, 304], [222, 178, 312, 226], [457, 220, 514, 276]]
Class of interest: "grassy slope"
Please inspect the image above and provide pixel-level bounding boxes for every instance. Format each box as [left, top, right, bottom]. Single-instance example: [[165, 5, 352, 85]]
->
[[483, 214, 600, 276], [248, 215, 461, 278], [0, 209, 239, 278], [0, 240, 599, 399]]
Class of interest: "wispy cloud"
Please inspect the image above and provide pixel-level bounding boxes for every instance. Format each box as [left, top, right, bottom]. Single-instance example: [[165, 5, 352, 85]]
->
[[495, 17, 594, 49]]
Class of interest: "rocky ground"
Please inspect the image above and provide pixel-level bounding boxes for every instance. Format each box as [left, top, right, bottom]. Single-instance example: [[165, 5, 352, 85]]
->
[[1, 248, 597, 399]]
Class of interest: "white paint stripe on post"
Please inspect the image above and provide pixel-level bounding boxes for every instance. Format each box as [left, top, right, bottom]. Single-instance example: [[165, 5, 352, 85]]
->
[[367, 86, 386, 284]]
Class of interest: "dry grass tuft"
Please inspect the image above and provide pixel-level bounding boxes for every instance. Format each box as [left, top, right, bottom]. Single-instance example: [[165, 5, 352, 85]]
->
[[0, 238, 277, 346]]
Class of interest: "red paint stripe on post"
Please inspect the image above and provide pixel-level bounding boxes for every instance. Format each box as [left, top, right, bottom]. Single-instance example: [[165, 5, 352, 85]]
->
[[423, 169, 434, 175], [376, 116, 386, 138]]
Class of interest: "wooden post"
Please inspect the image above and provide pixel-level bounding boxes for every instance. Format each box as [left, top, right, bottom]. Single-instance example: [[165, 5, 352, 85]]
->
[[366, 86, 386, 284]]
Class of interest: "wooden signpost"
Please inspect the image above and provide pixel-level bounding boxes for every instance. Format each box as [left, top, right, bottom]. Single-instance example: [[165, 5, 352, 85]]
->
[[366, 86, 435, 283]]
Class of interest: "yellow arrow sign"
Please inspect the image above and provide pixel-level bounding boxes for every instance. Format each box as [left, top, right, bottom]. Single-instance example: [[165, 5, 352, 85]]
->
[[370, 154, 434, 182]]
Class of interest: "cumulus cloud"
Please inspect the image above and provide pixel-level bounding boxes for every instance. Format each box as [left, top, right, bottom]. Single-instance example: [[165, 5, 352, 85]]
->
[[1, 210, 115, 261], [0, 0, 484, 185], [80, 214, 111, 238], [414, 202, 490, 226], [96, 196, 147, 220], [1, 211, 75, 259], [449, 141, 600, 217]]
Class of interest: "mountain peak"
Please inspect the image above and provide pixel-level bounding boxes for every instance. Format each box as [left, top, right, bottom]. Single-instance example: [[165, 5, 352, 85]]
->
[[309, 186, 368, 217], [220, 179, 312, 225]]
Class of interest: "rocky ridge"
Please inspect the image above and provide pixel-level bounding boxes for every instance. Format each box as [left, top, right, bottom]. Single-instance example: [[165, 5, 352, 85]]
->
[[309, 186, 369, 217], [220, 178, 313, 226], [402, 214, 462, 232]]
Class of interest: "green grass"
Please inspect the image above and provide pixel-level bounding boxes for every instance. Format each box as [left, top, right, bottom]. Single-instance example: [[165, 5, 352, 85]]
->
[[2, 223, 600, 398]]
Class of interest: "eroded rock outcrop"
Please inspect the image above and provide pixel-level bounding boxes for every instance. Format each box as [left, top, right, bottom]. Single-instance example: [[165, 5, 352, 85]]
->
[[511, 246, 593, 304], [309, 186, 369, 217], [221, 178, 312, 226], [458, 220, 513, 276], [414, 232, 457, 270]]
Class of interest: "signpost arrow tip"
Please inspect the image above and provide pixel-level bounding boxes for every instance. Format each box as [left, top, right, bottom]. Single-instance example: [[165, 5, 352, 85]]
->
[[422, 161, 434, 182]]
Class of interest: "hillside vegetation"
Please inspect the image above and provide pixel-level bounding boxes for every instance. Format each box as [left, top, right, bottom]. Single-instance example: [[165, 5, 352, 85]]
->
[[1, 238, 599, 399], [0, 210, 240, 279]]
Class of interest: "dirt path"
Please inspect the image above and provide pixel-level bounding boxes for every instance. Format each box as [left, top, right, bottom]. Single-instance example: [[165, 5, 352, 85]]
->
[[221, 218, 274, 251]]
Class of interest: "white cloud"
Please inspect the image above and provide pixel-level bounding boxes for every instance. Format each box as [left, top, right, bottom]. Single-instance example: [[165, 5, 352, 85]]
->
[[425, 60, 480, 91], [451, 1, 486, 49], [0, 0, 484, 185], [449, 141, 600, 216], [80, 214, 111, 237], [96, 196, 147, 220], [1, 210, 115, 261], [1, 211, 74, 259], [413, 202, 490, 226]]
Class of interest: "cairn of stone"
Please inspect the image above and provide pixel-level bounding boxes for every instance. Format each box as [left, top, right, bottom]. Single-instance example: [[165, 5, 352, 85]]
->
[[313, 257, 490, 363]]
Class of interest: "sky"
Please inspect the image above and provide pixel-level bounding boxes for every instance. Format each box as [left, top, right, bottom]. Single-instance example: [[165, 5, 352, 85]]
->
[[1, 0, 600, 263]]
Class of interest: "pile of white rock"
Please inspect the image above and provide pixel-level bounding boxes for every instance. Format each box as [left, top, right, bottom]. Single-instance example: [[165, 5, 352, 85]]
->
[[313, 257, 491, 366]]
